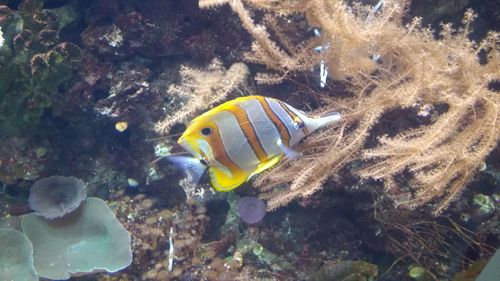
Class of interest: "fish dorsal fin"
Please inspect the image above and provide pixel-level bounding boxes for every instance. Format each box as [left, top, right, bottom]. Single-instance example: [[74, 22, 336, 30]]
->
[[209, 166, 249, 192], [187, 96, 261, 128], [192, 96, 261, 118]]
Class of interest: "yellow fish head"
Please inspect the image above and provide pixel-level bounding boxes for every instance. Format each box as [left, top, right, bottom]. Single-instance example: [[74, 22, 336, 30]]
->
[[177, 116, 240, 191], [177, 117, 217, 164]]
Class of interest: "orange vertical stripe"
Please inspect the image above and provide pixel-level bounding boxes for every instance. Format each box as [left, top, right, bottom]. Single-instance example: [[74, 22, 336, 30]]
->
[[278, 101, 309, 135], [255, 96, 291, 147], [209, 123, 242, 174], [227, 106, 268, 162]]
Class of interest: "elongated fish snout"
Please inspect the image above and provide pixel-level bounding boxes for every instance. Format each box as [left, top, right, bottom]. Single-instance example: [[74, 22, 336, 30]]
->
[[177, 136, 187, 147], [177, 136, 201, 159]]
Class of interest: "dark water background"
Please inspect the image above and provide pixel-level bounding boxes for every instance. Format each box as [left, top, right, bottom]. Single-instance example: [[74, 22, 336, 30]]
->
[[0, 0, 498, 280]]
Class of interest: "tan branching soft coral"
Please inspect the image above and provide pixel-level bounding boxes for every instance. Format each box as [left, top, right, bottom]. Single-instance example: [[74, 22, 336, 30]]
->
[[200, 0, 500, 214], [154, 59, 250, 134], [202, 0, 319, 84], [373, 202, 487, 279]]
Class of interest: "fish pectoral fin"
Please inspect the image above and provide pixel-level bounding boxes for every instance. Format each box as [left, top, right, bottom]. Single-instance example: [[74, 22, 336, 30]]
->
[[209, 167, 248, 192], [166, 155, 207, 185]]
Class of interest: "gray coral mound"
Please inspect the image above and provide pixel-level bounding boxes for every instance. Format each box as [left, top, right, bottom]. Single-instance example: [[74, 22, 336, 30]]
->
[[0, 228, 39, 281], [21, 197, 133, 280], [28, 176, 87, 219]]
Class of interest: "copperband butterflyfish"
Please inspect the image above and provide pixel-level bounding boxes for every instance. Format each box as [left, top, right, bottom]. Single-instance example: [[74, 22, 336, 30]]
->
[[167, 95, 341, 192]]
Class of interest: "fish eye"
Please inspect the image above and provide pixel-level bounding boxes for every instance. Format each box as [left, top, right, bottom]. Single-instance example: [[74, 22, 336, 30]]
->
[[201, 127, 212, 136]]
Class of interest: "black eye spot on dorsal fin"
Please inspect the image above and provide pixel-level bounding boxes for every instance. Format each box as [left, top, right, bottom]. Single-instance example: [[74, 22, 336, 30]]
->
[[294, 119, 305, 129]]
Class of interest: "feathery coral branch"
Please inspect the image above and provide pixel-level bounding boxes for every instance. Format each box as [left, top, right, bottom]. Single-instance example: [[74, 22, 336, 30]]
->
[[199, 1, 499, 214], [154, 59, 249, 134]]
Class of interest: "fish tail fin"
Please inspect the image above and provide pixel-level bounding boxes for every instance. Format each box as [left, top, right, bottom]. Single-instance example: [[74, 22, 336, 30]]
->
[[166, 155, 207, 185], [305, 111, 341, 133], [318, 111, 341, 124]]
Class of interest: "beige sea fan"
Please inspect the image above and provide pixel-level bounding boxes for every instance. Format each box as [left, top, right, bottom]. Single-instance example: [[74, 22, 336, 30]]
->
[[199, 0, 231, 9], [200, 0, 500, 214], [154, 59, 250, 134]]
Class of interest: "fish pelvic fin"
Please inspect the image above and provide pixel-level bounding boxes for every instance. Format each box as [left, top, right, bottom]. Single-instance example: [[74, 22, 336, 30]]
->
[[166, 155, 207, 186]]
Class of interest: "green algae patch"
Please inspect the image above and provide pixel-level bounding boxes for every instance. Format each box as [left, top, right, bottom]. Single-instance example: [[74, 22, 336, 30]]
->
[[408, 264, 433, 281], [313, 260, 378, 281], [0, 0, 82, 136]]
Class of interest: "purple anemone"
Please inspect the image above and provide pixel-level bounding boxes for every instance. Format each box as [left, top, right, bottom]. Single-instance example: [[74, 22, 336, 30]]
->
[[237, 196, 266, 224], [28, 176, 87, 219]]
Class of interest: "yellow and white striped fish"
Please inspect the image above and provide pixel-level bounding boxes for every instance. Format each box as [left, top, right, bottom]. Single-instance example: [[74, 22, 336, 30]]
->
[[168, 96, 341, 192]]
